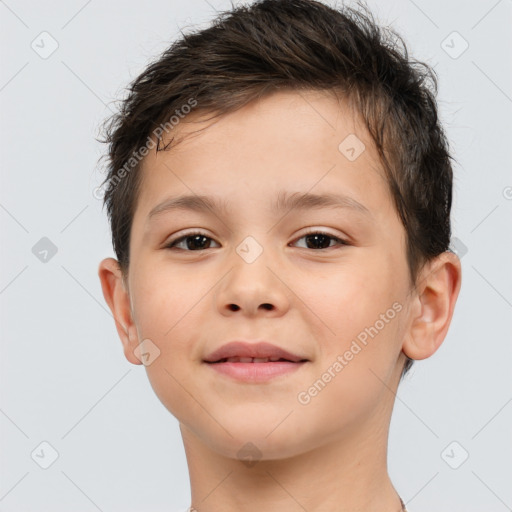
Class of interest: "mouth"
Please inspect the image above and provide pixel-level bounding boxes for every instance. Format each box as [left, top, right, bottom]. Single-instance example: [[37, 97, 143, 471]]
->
[[203, 340, 309, 364], [206, 356, 307, 364], [204, 358, 308, 382], [203, 341, 309, 382]]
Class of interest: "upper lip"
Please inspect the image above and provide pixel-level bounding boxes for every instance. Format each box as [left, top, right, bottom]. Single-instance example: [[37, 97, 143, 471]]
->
[[203, 341, 308, 363]]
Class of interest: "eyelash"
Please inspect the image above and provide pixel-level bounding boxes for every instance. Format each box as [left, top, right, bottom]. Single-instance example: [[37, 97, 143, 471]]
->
[[164, 229, 349, 251]]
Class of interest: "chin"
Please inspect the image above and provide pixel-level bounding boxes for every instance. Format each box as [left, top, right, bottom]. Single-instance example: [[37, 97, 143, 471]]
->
[[216, 436, 308, 463], [197, 419, 314, 462]]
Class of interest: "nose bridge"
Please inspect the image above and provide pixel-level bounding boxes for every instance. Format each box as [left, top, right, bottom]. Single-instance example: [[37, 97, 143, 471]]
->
[[214, 234, 290, 316]]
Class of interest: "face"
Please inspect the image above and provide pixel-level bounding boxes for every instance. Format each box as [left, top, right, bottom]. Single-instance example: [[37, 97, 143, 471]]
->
[[113, 90, 415, 460]]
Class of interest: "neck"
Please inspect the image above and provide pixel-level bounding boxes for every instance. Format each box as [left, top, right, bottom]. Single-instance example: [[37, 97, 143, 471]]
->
[[180, 405, 403, 512]]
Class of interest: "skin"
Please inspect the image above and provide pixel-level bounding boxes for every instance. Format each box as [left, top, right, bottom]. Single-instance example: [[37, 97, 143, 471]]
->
[[98, 90, 462, 512]]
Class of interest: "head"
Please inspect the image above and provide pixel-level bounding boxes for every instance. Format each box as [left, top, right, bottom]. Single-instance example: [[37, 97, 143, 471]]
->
[[98, 0, 461, 461]]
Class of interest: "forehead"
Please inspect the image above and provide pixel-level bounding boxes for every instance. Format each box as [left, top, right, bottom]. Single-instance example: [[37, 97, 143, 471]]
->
[[134, 89, 393, 224]]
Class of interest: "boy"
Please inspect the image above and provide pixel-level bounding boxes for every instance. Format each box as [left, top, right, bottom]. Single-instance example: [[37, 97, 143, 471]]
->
[[97, 1, 461, 510]]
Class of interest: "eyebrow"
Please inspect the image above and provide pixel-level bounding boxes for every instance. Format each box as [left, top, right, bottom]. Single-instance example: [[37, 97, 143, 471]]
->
[[147, 190, 372, 222]]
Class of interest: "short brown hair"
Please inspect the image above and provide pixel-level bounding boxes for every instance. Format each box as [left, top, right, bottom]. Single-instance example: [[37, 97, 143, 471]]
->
[[99, 0, 455, 378]]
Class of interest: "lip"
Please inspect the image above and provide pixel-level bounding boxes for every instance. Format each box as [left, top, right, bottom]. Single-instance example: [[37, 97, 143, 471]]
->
[[203, 341, 308, 364], [206, 360, 307, 382], [203, 341, 309, 383]]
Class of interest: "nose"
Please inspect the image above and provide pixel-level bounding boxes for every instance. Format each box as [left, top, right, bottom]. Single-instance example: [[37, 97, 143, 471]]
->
[[214, 251, 291, 318]]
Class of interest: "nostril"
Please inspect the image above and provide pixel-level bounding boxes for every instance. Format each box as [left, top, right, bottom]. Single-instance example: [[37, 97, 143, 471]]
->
[[227, 304, 273, 311]]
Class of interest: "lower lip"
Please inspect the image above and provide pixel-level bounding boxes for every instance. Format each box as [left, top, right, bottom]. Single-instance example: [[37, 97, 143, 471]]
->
[[204, 361, 307, 382]]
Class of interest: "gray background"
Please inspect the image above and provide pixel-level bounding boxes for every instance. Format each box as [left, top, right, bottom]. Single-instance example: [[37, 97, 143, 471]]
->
[[1, 0, 511, 510]]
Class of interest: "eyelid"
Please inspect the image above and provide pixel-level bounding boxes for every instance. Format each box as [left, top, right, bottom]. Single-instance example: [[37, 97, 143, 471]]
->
[[298, 225, 348, 238], [168, 228, 211, 239], [292, 227, 349, 247], [297, 226, 346, 238], [165, 227, 350, 251], [165, 229, 213, 246]]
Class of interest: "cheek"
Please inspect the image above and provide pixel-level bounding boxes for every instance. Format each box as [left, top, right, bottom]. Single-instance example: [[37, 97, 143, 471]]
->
[[128, 265, 213, 411], [128, 267, 208, 421], [295, 268, 406, 430], [131, 262, 205, 338], [303, 254, 405, 365]]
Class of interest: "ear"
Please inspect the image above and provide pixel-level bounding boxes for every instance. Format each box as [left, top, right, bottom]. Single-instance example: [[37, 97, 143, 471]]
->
[[402, 251, 462, 361], [98, 258, 142, 365]]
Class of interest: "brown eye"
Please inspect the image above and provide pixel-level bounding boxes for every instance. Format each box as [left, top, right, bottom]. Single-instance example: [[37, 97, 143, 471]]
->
[[166, 233, 220, 251], [292, 231, 348, 250]]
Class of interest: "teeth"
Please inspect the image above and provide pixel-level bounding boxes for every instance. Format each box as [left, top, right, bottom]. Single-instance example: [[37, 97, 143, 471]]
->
[[224, 356, 281, 363]]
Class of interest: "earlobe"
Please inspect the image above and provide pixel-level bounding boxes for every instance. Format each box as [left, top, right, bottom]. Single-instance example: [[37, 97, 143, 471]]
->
[[125, 323, 143, 365], [402, 251, 462, 361], [97, 258, 142, 365]]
